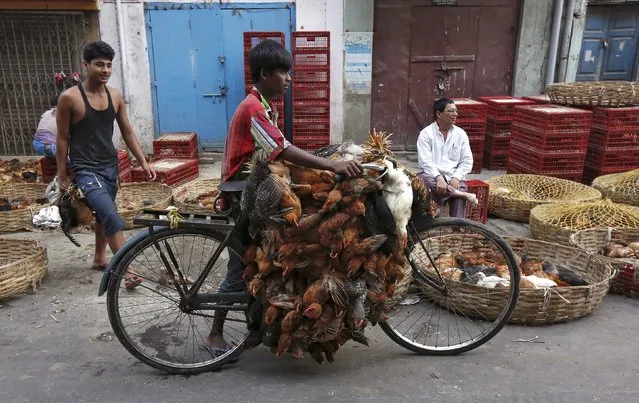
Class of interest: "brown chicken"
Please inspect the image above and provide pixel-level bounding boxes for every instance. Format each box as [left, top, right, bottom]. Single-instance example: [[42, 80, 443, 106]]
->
[[264, 304, 279, 325], [320, 188, 342, 213], [290, 183, 312, 198], [318, 212, 351, 240], [273, 175, 302, 226], [242, 262, 258, 282], [520, 256, 544, 276], [276, 331, 293, 357], [285, 212, 323, 238], [281, 309, 301, 333], [343, 199, 366, 216], [248, 278, 265, 297]]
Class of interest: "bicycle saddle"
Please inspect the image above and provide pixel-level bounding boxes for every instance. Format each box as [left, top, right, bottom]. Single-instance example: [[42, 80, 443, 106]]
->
[[218, 180, 246, 193]]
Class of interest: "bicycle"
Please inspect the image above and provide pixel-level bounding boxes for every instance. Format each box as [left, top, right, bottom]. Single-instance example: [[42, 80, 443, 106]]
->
[[99, 176, 520, 374]]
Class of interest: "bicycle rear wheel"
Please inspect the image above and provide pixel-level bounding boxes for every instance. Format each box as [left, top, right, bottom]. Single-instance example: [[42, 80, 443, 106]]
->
[[380, 218, 520, 355], [106, 228, 250, 374]]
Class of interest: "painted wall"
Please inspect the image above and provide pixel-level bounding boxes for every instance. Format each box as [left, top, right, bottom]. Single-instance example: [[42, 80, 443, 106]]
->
[[98, 0, 348, 152]]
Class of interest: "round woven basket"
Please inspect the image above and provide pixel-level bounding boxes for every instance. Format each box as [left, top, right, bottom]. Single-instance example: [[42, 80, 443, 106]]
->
[[486, 174, 602, 222], [116, 182, 173, 229], [570, 227, 639, 297], [591, 169, 639, 207], [173, 179, 221, 214], [546, 81, 639, 107], [0, 183, 48, 232], [412, 236, 613, 325], [530, 198, 639, 245], [0, 238, 48, 300]]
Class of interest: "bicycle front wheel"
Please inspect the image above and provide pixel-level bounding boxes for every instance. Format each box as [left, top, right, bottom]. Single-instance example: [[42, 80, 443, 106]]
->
[[106, 228, 250, 374], [380, 218, 520, 355]]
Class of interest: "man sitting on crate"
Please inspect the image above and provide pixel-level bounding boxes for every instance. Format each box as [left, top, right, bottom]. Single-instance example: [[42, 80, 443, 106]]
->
[[55, 41, 156, 287], [417, 98, 477, 218], [205, 39, 362, 356]]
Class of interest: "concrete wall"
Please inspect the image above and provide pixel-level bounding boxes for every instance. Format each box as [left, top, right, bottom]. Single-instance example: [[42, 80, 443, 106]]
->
[[343, 0, 373, 145], [512, 0, 555, 96], [98, 0, 348, 152]]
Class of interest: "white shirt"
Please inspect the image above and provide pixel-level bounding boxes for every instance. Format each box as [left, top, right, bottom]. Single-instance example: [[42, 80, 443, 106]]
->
[[417, 122, 473, 181], [36, 108, 57, 134]]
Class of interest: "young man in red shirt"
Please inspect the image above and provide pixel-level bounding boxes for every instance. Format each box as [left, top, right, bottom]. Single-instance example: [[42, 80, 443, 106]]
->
[[206, 39, 361, 355]]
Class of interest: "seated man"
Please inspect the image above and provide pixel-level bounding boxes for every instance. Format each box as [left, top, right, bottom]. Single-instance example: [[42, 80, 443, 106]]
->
[[417, 98, 478, 218], [205, 39, 362, 355]]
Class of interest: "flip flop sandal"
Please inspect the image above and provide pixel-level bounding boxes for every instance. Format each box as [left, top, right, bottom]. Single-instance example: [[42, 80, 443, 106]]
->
[[125, 275, 143, 290], [90, 265, 107, 271]]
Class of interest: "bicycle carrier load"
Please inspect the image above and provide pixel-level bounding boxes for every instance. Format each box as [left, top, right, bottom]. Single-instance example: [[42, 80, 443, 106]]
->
[[234, 131, 435, 362]]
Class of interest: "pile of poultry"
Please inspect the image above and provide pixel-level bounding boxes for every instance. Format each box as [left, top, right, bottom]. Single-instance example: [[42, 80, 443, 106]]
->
[[600, 241, 639, 259], [427, 250, 589, 289], [185, 189, 220, 209], [0, 159, 41, 184], [240, 131, 435, 363], [0, 196, 48, 212]]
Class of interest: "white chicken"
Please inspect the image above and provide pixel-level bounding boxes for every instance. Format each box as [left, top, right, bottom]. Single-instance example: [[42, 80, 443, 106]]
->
[[381, 159, 413, 246]]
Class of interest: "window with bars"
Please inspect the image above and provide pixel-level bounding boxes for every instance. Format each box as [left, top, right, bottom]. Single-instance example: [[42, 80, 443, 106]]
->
[[0, 12, 87, 155]]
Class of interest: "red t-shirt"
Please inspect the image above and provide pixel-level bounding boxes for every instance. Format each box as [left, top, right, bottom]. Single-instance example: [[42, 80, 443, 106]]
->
[[221, 88, 290, 182]]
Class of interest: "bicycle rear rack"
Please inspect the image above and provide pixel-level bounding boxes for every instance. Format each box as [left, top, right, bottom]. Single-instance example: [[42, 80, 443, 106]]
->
[[133, 208, 237, 231]]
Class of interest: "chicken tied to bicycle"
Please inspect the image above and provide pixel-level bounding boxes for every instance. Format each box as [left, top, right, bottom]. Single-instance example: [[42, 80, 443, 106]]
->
[[237, 131, 436, 364]]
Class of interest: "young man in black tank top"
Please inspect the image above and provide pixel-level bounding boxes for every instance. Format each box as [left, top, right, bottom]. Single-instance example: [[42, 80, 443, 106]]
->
[[56, 41, 156, 288]]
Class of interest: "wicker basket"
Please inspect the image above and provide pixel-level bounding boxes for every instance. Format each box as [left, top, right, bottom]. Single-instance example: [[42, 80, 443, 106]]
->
[[486, 174, 602, 222], [570, 227, 639, 297], [116, 183, 173, 229], [173, 179, 221, 214], [546, 81, 639, 107], [591, 169, 639, 207], [412, 236, 613, 325], [0, 183, 48, 232], [0, 238, 48, 300], [529, 198, 639, 245]]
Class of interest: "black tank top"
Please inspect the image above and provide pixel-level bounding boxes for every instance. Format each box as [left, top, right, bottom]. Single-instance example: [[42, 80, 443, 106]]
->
[[69, 83, 118, 172]]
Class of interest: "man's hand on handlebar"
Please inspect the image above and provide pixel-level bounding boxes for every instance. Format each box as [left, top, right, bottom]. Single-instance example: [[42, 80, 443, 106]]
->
[[331, 160, 363, 178]]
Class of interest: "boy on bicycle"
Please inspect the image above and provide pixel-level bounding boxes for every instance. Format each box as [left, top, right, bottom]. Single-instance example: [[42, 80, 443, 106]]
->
[[205, 39, 362, 355]]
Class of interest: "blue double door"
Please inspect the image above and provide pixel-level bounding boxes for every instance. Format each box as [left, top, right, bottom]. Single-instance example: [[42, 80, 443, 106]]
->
[[577, 6, 639, 81], [146, 3, 294, 150]]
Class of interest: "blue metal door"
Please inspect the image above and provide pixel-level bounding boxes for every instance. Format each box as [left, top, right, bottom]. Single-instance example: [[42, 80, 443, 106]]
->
[[146, 3, 294, 150], [577, 7, 639, 81]]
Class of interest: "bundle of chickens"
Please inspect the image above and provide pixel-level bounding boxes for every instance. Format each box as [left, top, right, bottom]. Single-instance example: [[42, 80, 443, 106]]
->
[[239, 131, 435, 364], [427, 250, 590, 289], [600, 241, 639, 259], [0, 159, 40, 184]]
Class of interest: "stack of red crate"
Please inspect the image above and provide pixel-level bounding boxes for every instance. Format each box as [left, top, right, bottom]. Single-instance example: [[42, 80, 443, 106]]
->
[[507, 104, 591, 181], [451, 98, 488, 173], [522, 95, 552, 104], [131, 158, 199, 187], [292, 31, 330, 151], [243, 32, 286, 131], [582, 106, 639, 184], [117, 149, 131, 183], [152, 132, 198, 160], [477, 96, 535, 170], [39, 157, 58, 183]]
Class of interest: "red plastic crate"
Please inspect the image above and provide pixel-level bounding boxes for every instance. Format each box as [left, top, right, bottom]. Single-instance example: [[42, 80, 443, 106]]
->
[[469, 138, 485, 153], [485, 132, 511, 154], [508, 159, 583, 182], [293, 50, 330, 67], [476, 96, 535, 121], [591, 106, 639, 131], [485, 118, 513, 137], [293, 136, 330, 151], [243, 32, 285, 60], [40, 157, 58, 183], [522, 95, 552, 104], [509, 142, 586, 173], [293, 84, 329, 100], [293, 100, 330, 118], [293, 117, 330, 138], [483, 150, 509, 170], [511, 123, 589, 153], [451, 98, 488, 122], [471, 151, 483, 174], [585, 144, 639, 171], [588, 127, 639, 150], [581, 163, 627, 185], [153, 132, 198, 160], [512, 104, 592, 133], [457, 120, 487, 140], [292, 31, 330, 50], [292, 67, 330, 84], [131, 158, 199, 187], [465, 179, 489, 224]]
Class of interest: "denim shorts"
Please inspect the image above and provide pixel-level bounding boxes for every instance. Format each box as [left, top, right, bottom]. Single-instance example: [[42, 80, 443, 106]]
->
[[73, 165, 124, 237]]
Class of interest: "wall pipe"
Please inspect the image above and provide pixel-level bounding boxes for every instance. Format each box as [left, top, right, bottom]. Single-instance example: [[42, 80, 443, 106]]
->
[[545, 0, 565, 87], [115, 0, 128, 102], [558, 0, 576, 82]]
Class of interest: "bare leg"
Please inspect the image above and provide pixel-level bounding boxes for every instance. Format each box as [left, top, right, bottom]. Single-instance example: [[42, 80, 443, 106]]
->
[[92, 223, 108, 268], [448, 186, 478, 205]]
